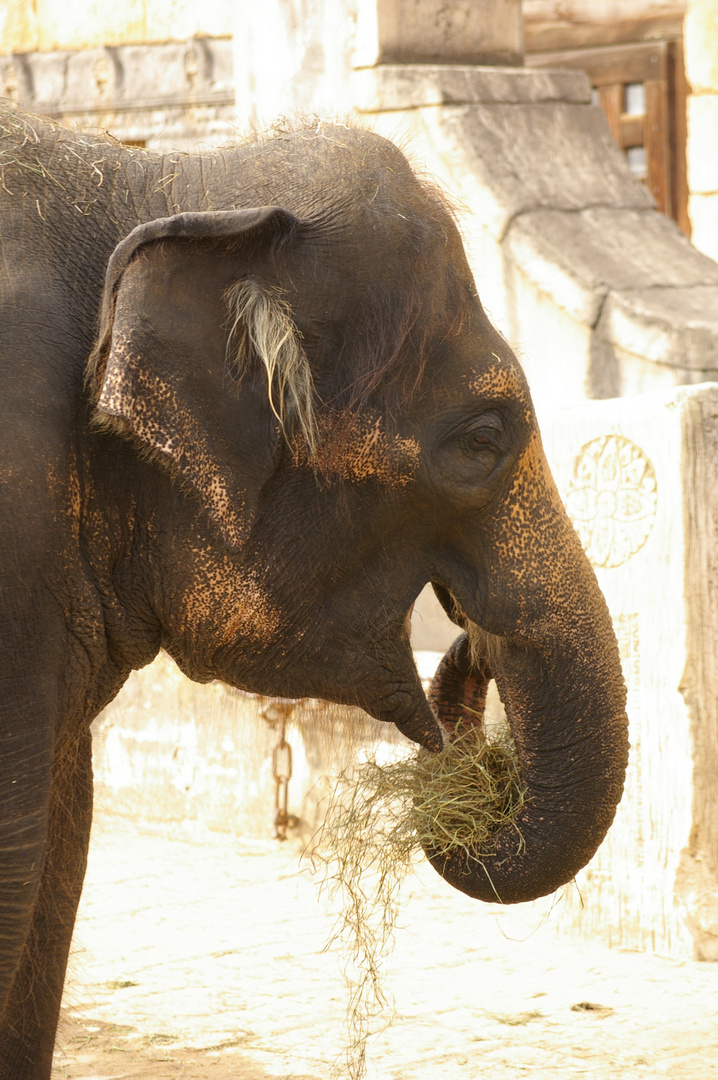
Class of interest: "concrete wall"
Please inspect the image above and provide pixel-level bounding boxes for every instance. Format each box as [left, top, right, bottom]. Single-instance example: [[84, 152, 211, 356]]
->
[[91, 650, 403, 847], [0, 0, 233, 51], [233, 0, 523, 130], [233, 0, 358, 128], [685, 0, 718, 262]]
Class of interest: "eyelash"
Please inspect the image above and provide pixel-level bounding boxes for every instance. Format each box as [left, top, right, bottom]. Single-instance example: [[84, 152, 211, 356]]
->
[[461, 416, 503, 446]]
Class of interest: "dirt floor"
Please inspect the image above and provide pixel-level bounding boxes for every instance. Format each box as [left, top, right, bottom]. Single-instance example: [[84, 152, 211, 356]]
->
[[53, 813, 718, 1080]]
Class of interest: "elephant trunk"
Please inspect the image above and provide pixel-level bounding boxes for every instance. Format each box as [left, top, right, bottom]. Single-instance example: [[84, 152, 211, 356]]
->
[[426, 609, 628, 904]]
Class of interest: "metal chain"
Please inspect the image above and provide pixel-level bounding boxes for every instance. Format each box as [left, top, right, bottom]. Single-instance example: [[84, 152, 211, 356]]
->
[[260, 699, 299, 840]]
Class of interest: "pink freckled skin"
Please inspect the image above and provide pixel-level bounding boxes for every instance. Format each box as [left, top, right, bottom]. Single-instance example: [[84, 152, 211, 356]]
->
[[295, 411, 421, 487]]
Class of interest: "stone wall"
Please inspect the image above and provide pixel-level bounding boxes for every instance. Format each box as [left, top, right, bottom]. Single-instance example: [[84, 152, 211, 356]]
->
[[233, 0, 358, 129], [0, 36, 235, 149], [523, 1, 687, 52]]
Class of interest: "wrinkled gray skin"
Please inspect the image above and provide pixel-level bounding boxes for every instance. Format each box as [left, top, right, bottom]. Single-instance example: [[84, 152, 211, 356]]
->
[[0, 102, 628, 1077]]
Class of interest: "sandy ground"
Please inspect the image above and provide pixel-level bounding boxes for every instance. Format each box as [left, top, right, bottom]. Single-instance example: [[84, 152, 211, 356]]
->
[[53, 813, 718, 1080]]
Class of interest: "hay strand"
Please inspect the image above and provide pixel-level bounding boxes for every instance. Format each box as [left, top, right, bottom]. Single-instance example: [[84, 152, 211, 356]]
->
[[309, 723, 526, 1079]]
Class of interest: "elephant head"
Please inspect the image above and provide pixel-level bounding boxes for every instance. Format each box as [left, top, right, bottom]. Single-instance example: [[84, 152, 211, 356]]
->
[[89, 123, 628, 905]]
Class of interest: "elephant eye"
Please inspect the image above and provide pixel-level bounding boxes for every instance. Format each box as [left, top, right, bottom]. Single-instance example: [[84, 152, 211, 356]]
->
[[430, 407, 515, 505], [458, 411, 504, 458]]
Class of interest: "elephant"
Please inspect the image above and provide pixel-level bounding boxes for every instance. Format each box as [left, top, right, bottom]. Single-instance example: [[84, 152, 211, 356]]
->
[[0, 99, 628, 1077]]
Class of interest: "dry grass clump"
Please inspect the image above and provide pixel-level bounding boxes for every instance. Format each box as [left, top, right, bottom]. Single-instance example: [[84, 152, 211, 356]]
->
[[309, 723, 525, 1080]]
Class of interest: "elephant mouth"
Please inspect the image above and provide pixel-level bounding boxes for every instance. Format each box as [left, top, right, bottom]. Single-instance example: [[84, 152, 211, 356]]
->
[[426, 632, 492, 742], [385, 620, 494, 752]]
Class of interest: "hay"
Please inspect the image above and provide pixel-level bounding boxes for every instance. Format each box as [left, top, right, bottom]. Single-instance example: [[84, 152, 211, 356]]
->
[[309, 721, 526, 1079]]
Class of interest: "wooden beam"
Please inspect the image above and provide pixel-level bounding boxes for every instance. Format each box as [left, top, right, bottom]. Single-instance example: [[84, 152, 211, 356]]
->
[[620, 113, 646, 147], [526, 41, 668, 84], [645, 78, 671, 212], [668, 38, 690, 234], [524, 0, 686, 53], [598, 83, 623, 142]]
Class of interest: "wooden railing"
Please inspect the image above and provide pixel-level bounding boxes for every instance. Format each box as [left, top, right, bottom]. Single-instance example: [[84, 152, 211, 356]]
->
[[527, 38, 690, 235]]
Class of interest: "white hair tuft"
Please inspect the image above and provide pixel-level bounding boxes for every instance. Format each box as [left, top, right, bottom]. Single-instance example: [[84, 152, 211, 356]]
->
[[225, 278, 317, 457]]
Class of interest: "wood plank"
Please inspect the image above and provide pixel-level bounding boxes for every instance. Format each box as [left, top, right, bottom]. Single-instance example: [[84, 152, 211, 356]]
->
[[645, 78, 671, 213], [668, 38, 690, 235], [619, 112, 646, 148], [598, 83, 623, 143], [526, 41, 667, 84], [527, 36, 689, 233], [524, 0, 686, 53]]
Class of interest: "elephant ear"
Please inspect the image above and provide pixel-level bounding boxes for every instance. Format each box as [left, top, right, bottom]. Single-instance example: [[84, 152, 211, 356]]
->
[[90, 207, 312, 548]]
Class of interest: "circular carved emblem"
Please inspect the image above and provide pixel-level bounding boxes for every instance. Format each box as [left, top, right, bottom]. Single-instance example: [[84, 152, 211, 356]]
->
[[565, 435, 657, 568]]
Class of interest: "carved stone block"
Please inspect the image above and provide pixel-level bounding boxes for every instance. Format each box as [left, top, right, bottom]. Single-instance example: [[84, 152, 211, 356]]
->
[[542, 383, 718, 959], [355, 0, 524, 67]]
